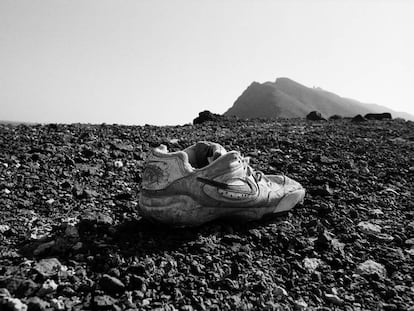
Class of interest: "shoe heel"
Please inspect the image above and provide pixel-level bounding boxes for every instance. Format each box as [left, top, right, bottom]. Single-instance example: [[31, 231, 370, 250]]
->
[[274, 189, 306, 213], [139, 194, 208, 227]]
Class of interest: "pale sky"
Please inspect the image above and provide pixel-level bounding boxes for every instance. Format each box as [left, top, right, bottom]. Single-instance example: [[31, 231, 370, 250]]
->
[[1, 0, 413, 125]]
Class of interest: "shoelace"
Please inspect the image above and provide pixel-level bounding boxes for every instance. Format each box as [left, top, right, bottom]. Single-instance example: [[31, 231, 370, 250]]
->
[[241, 157, 268, 183]]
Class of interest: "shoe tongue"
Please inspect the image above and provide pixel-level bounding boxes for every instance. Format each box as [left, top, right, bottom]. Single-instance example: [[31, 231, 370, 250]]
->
[[194, 143, 227, 168], [212, 151, 246, 177]]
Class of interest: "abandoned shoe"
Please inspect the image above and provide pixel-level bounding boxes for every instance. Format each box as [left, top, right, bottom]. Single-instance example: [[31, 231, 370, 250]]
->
[[139, 142, 305, 227]]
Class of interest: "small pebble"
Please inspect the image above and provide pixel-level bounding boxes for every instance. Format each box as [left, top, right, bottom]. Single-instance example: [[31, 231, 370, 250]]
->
[[37, 279, 58, 296], [303, 257, 322, 273], [324, 293, 344, 305], [50, 298, 65, 310], [114, 160, 123, 168], [0, 225, 10, 234], [357, 221, 381, 234], [2, 297, 28, 311], [294, 299, 308, 310]]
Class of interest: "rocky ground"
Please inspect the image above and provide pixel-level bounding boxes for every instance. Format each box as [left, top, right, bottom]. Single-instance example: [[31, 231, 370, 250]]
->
[[0, 119, 413, 311]]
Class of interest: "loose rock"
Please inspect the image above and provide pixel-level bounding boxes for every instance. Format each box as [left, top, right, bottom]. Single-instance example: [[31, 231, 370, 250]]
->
[[356, 260, 387, 279], [357, 221, 382, 234], [0, 224, 11, 234], [0, 297, 28, 311], [26, 297, 49, 311], [306, 111, 326, 121], [324, 293, 344, 305], [99, 274, 125, 296], [37, 279, 58, 296], [33, 258, 62, 279], [303, 258, 322, 273]]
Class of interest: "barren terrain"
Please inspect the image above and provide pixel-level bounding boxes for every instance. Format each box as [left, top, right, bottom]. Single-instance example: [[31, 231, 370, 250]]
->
[[0, 119, 413, 310]]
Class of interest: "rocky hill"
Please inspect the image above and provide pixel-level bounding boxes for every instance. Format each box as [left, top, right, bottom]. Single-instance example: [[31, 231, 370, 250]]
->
[[224, 78, 414, 120]]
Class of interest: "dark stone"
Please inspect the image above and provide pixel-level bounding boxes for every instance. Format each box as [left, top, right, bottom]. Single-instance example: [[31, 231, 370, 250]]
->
[[114, 192, 132, 200], [71, 184, 86, 199], [127, 264, 146, 276], [351, 114, 367, 122], [329, 114, 343, 120], [193, 110, 224, 125], [33, 258, 62, 279], [80, 212, 114, 227], [93, 295, 119, 309], [310, 184, 334, 197], [382, 303, 398, 311], [83, 189, 99, 198], [14, 280, 38, 298], [364, 112, 392, 120], [306, 111, 326, 121], [60, 286, 77, 297], [222, 234, 244, 244], [311, 271, 322, 282], [81, 147, 95, 158], [0, 278, 24, 296], [128, 275, 146, 291], [110, 142, 134, 152], [317, 230, 334, 248], [60, 180, 72, 189], [99, 274, 125, 296], [27, 297, 48, 311], [107, 268, 121, 278], [0, 288, 10, 298]]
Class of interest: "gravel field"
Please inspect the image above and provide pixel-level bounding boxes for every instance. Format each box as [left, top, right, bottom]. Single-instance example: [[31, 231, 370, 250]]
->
[[0, 119, 413, 310]]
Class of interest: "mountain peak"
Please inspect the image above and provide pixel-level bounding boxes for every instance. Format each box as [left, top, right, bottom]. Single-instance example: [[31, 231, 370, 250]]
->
[[224, 77, 414, 120], [275, 77, 294, 83], [275, 77, 307, 88]]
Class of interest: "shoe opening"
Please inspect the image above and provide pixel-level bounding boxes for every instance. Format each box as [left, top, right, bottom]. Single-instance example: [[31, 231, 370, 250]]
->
[[183, 141, 227, 169]]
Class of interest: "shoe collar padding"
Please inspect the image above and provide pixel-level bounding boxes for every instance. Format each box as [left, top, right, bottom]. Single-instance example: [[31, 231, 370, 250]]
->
[[151, 145, 242, 173]]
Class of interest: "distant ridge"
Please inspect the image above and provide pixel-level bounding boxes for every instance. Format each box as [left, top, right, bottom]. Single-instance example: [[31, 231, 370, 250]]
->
[[224, 78, 414, 121], [0, 120, 39, 125]]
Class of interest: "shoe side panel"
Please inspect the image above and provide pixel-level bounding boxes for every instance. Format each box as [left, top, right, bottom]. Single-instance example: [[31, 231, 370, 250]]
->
[[199, 166, 262, 204], [141, 164, 269, 208], [140, 151, 246, 202], [141, 152, 192, 190]]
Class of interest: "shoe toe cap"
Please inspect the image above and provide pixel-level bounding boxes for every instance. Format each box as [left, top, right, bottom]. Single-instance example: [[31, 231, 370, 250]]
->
[[267, 175, 304, 193], [266, 175, 305, 212], [283, 176, 304, 193]]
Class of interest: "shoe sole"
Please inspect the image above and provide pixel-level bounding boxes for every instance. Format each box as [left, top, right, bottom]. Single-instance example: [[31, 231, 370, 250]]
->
[[139, 189, 306, 227]]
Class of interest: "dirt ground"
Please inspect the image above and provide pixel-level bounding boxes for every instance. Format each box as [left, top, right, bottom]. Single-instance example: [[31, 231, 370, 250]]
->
[[0, 119, 413, 310]]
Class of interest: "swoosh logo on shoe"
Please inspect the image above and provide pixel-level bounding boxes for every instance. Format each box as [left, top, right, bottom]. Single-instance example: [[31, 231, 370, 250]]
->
[[197, 176, 258, 196]]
